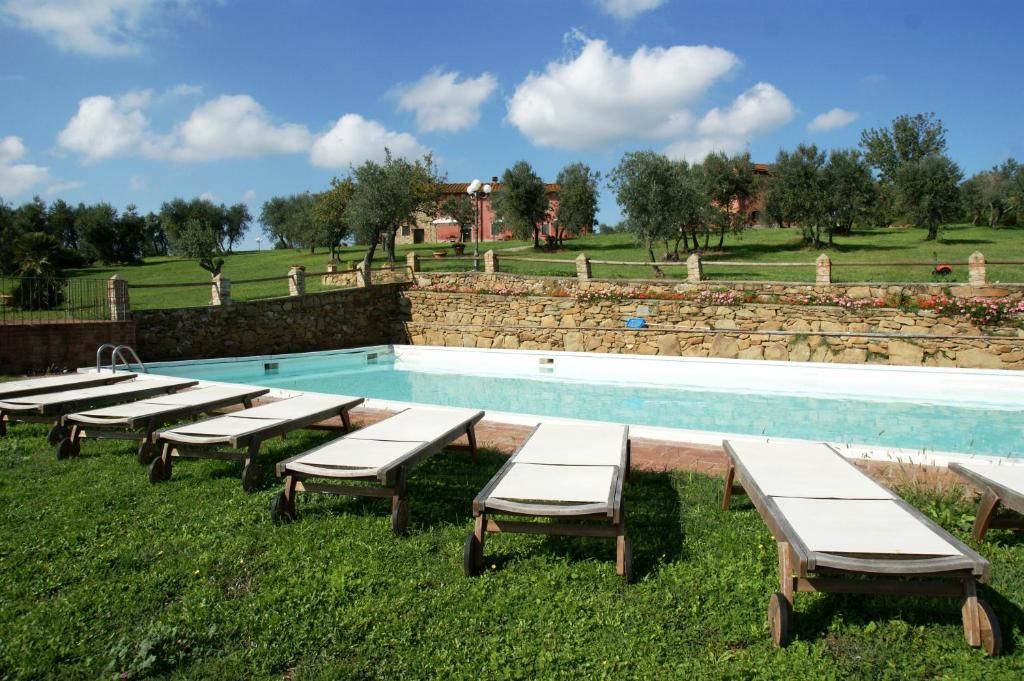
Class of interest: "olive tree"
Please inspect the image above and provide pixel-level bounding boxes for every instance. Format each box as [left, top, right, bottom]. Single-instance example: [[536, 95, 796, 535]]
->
[[896, 154, 963, 241], [608, 150, 676, 276], [440, 194, 476, 243], [764, 144, 828, 247], [822, 149, 875, 240], [491, 161, 549, 249], [701, 151, 757, 248], [312, 177, 355, 259], [554, 162, 600, 246]]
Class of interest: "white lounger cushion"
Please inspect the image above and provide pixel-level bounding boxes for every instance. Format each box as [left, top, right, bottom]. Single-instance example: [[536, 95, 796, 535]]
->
[[0, 372, 134, 398], [513, 422, 625, 466], [729, 440, 893, 500], [491, 463, 616, 503], [774, 498, 961, 556], [292, 438, 422, 471], [167, 415, 289, 438], [0, 377, 193, 409], [71, 386, 261, 420], [347, 407, 480, 443], [956, 462, 1024, 494], [227, 394, 357, 420]]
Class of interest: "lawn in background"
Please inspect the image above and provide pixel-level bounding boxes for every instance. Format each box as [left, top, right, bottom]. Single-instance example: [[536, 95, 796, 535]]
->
[[56, 224, 1024, 310], [1, 424, 1022, 679]]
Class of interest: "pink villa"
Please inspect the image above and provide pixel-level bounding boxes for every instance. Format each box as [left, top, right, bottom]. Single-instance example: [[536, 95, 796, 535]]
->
[[397, 177, 570, 245]]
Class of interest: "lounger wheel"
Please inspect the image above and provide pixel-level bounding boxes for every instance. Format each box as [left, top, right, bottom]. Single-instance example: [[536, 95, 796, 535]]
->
[[391, 498, 410, 536], [55, 437, 78, 460], [768, 592, 793, 647], [137, 441, 157, 465], [463, 533, 483, 577], [241, 463, 261, 492], [269, 491, 295, 524], [46, 424, 65, 445], [148, 457, 170, 484], [967, 598, 1002, 657]]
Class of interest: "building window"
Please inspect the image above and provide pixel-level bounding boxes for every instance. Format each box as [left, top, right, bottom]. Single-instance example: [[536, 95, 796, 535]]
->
[[401, 225, 410, 236]]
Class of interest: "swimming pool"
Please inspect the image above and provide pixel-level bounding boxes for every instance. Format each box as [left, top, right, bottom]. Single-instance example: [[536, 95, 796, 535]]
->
[[148, 345, 1024, 460]]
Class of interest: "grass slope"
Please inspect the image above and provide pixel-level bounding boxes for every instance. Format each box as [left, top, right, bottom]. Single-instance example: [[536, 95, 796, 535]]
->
[[54, 225, 1024, 311], [1, 424, 1023, 679]]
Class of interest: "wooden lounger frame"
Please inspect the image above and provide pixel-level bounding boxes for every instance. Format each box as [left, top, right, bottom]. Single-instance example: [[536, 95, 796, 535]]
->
[[151, 397, 363, 491], [949, 463, 1024, 541], [0, 379, 197, 444], [58, 387, 270, 463], [722, 441, 1001, 655], [465, 425, 633, 582], [271, 409, 484, 535]]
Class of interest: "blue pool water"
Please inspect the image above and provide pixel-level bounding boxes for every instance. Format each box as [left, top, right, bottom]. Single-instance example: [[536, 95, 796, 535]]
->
[[150, 347, 1024, 458]]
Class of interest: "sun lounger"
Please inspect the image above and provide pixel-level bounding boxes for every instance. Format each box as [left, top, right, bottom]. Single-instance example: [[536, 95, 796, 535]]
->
[[271, 406, 484, 534], [950, 462, 1024, 541], [465, 422, 632, 582], [0, 377, 198, 443], [60, 384, 270, 463], [722, 440, 1001, 655], [0, 372, 135, 401], [151, 393, 364, 491]]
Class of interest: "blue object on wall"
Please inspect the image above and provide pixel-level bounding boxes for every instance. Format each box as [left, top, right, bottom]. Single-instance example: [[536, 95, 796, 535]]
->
[[626, 318, 647, 329]]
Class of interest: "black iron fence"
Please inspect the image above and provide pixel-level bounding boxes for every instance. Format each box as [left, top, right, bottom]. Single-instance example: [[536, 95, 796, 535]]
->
[[0, 276, 110, 323]]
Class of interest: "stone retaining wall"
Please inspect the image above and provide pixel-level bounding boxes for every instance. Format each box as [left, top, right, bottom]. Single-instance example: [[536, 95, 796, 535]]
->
[[135, 284, 403, 361], [0, 321, 137, 374], [399, 287, 1024, 369]]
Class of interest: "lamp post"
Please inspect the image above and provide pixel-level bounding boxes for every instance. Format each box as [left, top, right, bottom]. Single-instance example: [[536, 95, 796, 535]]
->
[[466, 178, 492, 272], [255, 237, 262, 252]]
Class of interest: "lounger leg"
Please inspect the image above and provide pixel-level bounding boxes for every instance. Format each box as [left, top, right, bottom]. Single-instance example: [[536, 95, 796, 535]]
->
[[474, 513, 487, 549], [241, 438, 262, 492], [340, 409, 351, 434], [972, 490, 1001, 541], [962, 579, 982, 648], [466, 425, 478, 465], [0, 410, 7, 437], [390, 468, 410, 535], [283, 475, 298, 517], [625, 439, 631, 481], [777, 542, 795, 605], [722, 463, 736, 510]]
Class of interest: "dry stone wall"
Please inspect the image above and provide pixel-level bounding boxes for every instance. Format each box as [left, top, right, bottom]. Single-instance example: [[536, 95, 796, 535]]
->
[[135, 284, 403, 361], [400, 273, 1024, 370]]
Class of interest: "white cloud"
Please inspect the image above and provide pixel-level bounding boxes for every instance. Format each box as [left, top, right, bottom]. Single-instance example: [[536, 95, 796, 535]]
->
[[58, 92, 313, 162], [240, 188, 256, 203], [168, 95, 312, 162], [310, 114, 427, 168], [166, 83, 202, 98], [595, 0, 666, 20], [0, 135, 80, 198], [666, 82, 796, 161], [807, 107, 859, 132], [198, 191, 216, 202], [0, 0, 153, 57], [393, 69, 497, 132], [507, 33, 739, 150], [57, 94, 156, 161]]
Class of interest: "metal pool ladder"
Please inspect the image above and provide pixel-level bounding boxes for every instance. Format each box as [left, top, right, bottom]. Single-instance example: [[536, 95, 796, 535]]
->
[[96, 344, 149, 373]]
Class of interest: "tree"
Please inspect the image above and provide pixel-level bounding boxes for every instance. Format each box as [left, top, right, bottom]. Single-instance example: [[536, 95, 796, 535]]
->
[[312, 178, 355, 259], [554, 162, 600, 246], [259, 195, 297, 249], [764, 144, 828, 248], [0, 198, 17, 274], [10, 231, 66, 310], [176, 218, 225, 276], [12, 196, 47, 235], [960, 175, 985, 225], [608, 150, 677, 276], [76, 203, 121, 263], [701, 152, 756, 248], [969, 159, 1019, 227], [47, 199, 79, 249], [860, 112, 948, 183], [440, 194, 475, 243], [160, 197, 230, 255], [115, 205, 148, 263], [223, 203, 251, 252], [491, 161, 549, 249], [822, 149, 875, 241], [141, 212, 169, 257], [896, 154, 963, 241], [668, 160, 712, 256]]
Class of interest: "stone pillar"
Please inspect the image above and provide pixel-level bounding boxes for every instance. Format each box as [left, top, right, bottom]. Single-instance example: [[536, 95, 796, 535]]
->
[[355, 261, 371, 288], [406, 251, 420, 274], [325, 261, 338, 274], [106, 274, 130, 321], [575, 252, 591, 280], [686, 253, 703, 283], [288, 266, 305, 296], [484, 250, 498, 273], [815, 254, 831, 285], [211, 274, 230, 305], [969, 251, 986, 286]]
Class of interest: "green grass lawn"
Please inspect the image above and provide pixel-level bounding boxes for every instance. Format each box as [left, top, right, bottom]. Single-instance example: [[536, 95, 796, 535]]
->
[[1, 423, 1022, 679]]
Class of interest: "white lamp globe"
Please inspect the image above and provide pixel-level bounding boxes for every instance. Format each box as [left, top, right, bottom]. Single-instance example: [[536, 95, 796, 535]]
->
[[467, 179, 481, 194], [482, 183, 492, 194]]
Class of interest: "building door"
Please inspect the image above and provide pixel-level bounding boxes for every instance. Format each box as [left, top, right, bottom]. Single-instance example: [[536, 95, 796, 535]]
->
[[413, 228, 424, 244]]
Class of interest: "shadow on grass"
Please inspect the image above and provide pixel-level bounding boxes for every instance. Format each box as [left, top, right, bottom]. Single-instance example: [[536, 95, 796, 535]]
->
[[937, 238, 995, 246]]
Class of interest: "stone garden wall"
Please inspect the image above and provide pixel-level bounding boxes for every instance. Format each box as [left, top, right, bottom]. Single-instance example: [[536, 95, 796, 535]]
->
[[135, 284, 403, 361], [398, 272, 1024, 369]]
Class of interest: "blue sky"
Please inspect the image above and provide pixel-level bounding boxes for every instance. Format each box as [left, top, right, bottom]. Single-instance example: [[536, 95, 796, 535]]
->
[[1, 0, 1021, 248]]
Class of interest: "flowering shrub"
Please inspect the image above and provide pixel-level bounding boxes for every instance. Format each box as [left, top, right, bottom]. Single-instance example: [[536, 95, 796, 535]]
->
[[408, 284, 1024, 325]]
